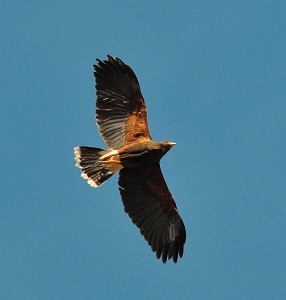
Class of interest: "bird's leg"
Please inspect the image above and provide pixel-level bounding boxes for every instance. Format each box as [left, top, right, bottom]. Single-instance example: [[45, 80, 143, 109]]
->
[[100, 149, 119, 160], [100, 149, 121, 164]]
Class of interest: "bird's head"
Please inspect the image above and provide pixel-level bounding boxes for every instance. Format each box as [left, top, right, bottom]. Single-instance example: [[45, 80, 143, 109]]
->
[[160, 141, 176, 153]]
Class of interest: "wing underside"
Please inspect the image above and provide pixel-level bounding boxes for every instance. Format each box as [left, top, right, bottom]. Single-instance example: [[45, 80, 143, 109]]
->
[[94, 56, 151, 149], [118, 164, 186, 263]]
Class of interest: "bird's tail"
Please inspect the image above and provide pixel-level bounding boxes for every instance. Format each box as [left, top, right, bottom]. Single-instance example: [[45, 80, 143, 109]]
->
[[74, 146, 122, 187]]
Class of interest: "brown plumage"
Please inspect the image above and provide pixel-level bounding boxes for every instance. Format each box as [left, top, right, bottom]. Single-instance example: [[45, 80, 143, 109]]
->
[[74, 55, 186, 263]]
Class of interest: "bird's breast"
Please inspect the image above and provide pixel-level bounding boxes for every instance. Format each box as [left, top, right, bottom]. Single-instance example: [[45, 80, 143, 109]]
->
[[119, 142, 164, 168]]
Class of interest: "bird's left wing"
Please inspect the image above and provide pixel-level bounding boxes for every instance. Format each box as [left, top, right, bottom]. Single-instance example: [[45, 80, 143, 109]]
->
[[118, 164, 186, 263]]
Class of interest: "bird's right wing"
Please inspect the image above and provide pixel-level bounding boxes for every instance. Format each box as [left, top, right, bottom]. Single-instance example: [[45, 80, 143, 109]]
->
[[94, 55, 151, 149]]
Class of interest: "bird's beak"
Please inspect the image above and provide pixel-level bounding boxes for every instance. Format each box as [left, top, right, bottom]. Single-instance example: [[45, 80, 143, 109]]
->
[[169, 142, 176, 147]]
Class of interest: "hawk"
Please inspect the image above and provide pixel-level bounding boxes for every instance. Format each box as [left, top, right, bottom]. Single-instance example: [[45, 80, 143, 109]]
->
[[74, 55, 186, 263]]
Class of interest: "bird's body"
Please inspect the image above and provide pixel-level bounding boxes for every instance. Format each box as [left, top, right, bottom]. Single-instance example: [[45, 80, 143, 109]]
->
[[74, 55, 186, 263], [118, 140, 175, 167]]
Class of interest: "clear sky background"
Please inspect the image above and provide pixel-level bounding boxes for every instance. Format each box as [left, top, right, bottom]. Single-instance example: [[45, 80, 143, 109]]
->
[[1, 1, 285, 299]]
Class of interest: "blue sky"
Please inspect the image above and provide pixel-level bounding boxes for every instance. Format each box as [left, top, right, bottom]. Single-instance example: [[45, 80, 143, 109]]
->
[[1, 1, 286, 299]]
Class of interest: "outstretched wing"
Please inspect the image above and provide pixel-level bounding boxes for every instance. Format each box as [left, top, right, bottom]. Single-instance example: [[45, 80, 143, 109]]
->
[[118, 164, 186, 263], [94, 55, 151, 150]]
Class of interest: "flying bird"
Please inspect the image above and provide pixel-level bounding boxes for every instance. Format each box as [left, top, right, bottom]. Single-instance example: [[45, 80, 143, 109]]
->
[[74, 55, 186, 263]]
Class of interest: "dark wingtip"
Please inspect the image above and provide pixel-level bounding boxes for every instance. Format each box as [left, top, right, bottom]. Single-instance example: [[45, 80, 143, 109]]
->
[[93, 55, 140, 86]]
